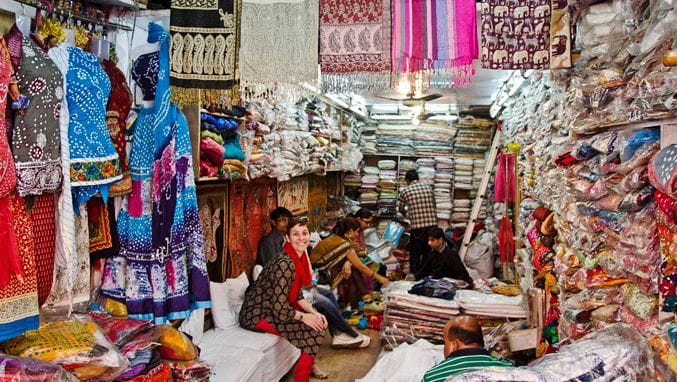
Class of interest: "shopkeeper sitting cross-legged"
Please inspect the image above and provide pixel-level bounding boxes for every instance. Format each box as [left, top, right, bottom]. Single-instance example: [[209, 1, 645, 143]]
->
[[422, 316, 512, 382], [414, 227, 473, 287]]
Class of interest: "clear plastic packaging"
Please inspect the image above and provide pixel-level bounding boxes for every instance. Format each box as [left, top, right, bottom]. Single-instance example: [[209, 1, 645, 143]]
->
[[0, 354, 77, 381]]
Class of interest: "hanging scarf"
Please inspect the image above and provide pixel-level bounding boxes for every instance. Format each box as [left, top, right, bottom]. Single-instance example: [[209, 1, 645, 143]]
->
[[239, 0, 319, 101], [0, 38, 23, 289], [481, 0, 570, 69], [169, 0, 241, 106], [392, 0, 478, 88], [102, 59, 132, 197], [282, 241, 312, 310], [319, 0, 392, 93]]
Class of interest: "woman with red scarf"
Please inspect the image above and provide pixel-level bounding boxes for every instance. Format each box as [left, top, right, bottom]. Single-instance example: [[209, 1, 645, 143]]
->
[[239, 218, 328, 381]]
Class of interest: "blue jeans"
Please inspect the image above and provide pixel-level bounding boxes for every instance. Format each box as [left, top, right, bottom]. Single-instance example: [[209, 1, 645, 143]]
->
[[312, 288, 359, 338]]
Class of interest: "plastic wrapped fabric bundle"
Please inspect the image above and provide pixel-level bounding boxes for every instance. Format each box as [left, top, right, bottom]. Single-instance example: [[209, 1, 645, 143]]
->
[[0, 354, 77, 381], [356, 340, 444, 382], [449, 324, 671, 382]]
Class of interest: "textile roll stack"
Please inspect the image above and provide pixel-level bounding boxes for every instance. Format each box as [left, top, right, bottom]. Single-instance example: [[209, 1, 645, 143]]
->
[[456, 290, 527, 318], [416, 158, 436, 185], [381, 282, 461, 344], [376, 124, 415, 156], [360, 166, 380, 209], [399, 159, 418, 188], [414, 122, 457, 157], [362, 124, 378, 155], [344, 173, 362, 188], [435, 157, 455, 224], [453, 118, 494, 158], [378, 160, 398, 213]]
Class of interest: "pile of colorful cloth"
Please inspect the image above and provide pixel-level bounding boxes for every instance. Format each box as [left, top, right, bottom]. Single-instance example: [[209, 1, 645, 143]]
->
[[378, 160, 398, 212], [381, 281, 461, 344]]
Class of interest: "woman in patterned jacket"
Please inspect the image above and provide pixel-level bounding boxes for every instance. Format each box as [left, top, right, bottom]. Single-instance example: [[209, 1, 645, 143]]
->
[[239, 218, 328, 381]]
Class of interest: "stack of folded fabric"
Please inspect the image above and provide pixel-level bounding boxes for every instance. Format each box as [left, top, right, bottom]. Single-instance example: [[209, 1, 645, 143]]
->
[[344, 172, 362, 188], [451, 199, 472, 225], [378, 160, 398, 213], [413, 122, 456, 157], [456, 290, 527, 318], [398, 159, 418, 188], [360, 165, 380, 209], [381, 281, 461, 344], [434, 157, 454, 223], [199, 112, 242, 179], [472, 158, 486, 189], [376, 124, 415, 156], [453, 117, 494, 158], [362, 124, 378, 155], [416, 158, 436, 185], [454, 158, 474, 190]]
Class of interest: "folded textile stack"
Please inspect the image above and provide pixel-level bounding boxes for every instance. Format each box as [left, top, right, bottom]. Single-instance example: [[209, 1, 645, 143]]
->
[[198, 111, 245, 180], [454, 118, 494, 158], [455, 290, 527, 318], [376, 124, 415, 156], [416, 158, 436, 185], [435, 157, 454, 222], [454, 157, 474, 190], [362, 124, 378, 155], [399, 159, 418, 188], [414, 122, 456, 157], [452, 198, 471, 225], [378, 160, 398, 212], [381, 281, 461, 344], [473, 158, 486, 188], [344, 172, 362, 188]]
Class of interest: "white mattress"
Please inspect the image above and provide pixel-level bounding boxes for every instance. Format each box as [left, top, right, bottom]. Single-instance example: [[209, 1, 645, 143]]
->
[[200, 327, 301, 382]]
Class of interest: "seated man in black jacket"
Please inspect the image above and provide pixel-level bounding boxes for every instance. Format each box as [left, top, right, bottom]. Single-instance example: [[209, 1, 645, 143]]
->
[[414, 227, 473, 287]]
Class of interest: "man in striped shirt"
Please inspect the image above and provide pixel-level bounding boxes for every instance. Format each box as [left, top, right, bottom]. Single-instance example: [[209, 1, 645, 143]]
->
[[422, 316, 512, 382]]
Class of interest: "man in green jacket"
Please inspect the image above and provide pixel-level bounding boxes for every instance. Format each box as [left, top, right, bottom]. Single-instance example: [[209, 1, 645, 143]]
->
[[422, 316, 512, 382]]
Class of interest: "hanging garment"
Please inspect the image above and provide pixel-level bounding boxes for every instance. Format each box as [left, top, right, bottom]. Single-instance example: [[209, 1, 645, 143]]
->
[[392, 0, 478, 87], [101, 59, 132, 197], [319, 0, 392, 92], [169, 0, 241, 105], [64, 47, 120, 212], [100, 23, 211, 324], [494, 153, 516, 203], [29, 194, 56, 306], [88, 197, 120, 259], [239, 0, 319, 99], [7, 28, 63, 196], [481, 0, 571, 69]]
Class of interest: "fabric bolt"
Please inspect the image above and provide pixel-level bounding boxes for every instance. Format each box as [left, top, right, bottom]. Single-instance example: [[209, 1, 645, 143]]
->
[[481, 0, 560, 70], [169, 0, 241, 105], [392, 0, 478, 87], [239, 0, 319, 99], [100, 23, 211, 324], [239, 253, 324, 357], [29, 194, 56, 306], [102, 59, 133, 197], [65, 47, 121, 212], [7, 29, 62, 196], [319, 0, 392, 92]]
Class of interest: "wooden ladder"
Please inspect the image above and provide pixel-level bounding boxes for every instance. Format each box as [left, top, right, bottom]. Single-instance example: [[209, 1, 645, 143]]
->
[[458, 127, 502, 261]]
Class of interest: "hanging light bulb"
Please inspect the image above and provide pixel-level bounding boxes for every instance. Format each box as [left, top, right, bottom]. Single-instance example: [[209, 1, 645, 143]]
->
[[397, 77, 410, 95]]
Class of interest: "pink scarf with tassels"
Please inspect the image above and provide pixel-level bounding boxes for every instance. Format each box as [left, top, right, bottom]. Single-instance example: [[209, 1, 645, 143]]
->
[[391, 0, 478, 87]]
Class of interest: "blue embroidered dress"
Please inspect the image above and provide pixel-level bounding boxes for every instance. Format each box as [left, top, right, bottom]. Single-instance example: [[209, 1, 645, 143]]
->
[[100, 23, 211, 323], [66, 47, 121, 211]]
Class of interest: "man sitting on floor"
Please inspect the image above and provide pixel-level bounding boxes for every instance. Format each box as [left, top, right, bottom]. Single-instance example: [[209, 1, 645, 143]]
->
[[422, 316, 512, 382], [414, 227, 473, 287]]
